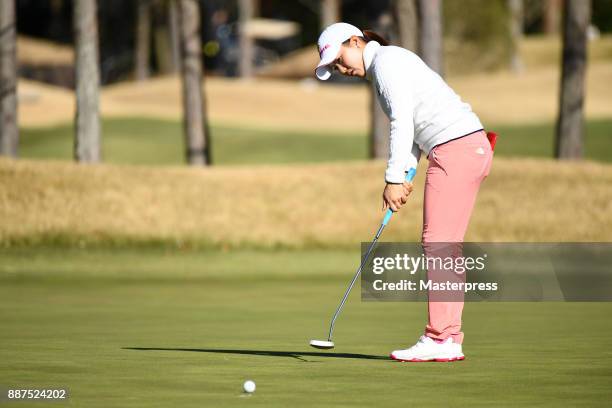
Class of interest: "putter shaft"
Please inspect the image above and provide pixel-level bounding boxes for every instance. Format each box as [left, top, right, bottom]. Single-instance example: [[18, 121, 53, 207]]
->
[[325, 168, 417, 342], [326, 223, 385, 341]]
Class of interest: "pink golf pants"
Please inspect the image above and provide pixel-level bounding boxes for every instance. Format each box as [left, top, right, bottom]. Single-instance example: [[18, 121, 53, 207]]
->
[[421, 129, 493, 344]]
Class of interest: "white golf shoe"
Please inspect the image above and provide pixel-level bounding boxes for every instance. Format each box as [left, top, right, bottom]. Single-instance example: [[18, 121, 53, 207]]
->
[[390, 335, 465, 362]]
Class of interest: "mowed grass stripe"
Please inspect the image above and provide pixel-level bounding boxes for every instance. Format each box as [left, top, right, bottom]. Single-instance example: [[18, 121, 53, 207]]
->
[[18, 117, 612, 165]]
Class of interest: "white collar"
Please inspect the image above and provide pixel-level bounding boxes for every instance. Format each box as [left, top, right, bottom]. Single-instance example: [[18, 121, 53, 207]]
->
[[362, 40, 381, 81]]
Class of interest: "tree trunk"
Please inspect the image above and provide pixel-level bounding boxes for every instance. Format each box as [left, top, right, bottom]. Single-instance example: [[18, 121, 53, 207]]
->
[[238, 0, 255, 78], [418, 0, 444, 76], [370, 96, 390, 160], [543, 0, 562, 35], [369, 8, 397, 159], [49, 0, 64, 44], [168, 0, 181, 73], [394, 0, 418, 52], [135, 0, 151, 81], [555, 0, 590, 160], [153, 1, 173, 74], [0, 0, 18, 157], [73, 0, 101, 163], [178, 0, 210, 165], [508, 0, 524, 73], [320, 0, 340, 29]]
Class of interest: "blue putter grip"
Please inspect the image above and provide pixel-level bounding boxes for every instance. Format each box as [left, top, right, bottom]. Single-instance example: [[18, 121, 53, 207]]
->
[[381, 168, 417, 226]]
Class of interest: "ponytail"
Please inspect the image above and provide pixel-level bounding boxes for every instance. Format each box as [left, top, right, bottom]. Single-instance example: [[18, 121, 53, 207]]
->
[[362, 29, 390, 46]]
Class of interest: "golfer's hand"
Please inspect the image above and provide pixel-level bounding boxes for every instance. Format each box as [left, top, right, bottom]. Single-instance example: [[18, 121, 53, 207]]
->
[[382, 181, 413, 212]]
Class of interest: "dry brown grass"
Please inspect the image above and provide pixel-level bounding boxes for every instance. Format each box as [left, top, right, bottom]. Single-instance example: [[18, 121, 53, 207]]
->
[[101, 76, 367, 134], [18, 80, 75, 127], [451, 62, 612, 126], [519, 34, 612, 69], [0, 157, 610, 248], [18, 36, 612, 131], [17, 36, 73, 66]]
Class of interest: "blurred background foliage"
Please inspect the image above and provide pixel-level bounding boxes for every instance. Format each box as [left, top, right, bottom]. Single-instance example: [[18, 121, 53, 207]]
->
[[14, 0, 612, 84]]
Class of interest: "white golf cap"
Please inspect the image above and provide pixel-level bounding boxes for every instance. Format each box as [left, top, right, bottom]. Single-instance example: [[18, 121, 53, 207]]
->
[[315, 22, 364, 81]]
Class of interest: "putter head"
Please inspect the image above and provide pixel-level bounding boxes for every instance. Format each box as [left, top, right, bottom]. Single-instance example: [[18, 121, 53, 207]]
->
[[309, 339, 335, 349]]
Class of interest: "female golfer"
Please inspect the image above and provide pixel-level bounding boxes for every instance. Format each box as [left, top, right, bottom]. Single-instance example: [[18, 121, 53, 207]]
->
[[314, 23, 494, 362]]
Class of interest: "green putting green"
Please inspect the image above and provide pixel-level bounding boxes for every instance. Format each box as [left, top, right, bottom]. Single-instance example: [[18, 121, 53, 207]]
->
[[19, 117, 612, 165], [1, 247, 611, 406]]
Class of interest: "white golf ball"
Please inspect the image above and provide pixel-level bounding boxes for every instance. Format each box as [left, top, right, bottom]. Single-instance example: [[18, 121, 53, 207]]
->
[[243, 380, 256, 393]]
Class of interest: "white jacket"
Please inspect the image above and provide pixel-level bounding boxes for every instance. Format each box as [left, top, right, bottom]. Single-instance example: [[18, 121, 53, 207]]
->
[[363, 41, 484, 183]]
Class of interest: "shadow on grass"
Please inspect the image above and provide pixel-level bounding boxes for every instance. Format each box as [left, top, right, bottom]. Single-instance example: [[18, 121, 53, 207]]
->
[[123, 347, 389, 362]]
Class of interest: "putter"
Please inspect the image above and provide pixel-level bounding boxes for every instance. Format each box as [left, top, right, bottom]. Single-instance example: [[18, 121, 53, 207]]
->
[[310, 168, 417, 350]]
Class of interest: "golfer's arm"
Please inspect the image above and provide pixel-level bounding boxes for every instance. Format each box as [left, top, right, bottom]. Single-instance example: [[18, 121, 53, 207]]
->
[[406, 142, 421, 174], [376, 58, 416, 184], [386, 118, 416, 184]]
